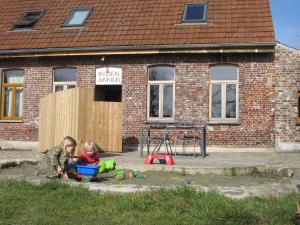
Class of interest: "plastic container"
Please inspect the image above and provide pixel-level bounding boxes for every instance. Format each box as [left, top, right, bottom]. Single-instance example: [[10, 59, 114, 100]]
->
[[75, 164, 99, 176]]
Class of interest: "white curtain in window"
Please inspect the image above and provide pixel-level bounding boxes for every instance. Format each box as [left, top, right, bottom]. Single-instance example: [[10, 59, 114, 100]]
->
[[15, 88, 23, 117], [4, 88, 13, 117]]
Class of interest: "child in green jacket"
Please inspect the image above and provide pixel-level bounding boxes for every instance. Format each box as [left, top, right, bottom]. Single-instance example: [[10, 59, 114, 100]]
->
[[36, 136, 77, 179]]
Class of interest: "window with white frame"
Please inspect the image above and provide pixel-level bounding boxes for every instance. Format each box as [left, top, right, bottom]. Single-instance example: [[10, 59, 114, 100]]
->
[[1, 69, 24, 120], [209, 65, 239, 122], [147, 66, 175, 120], [53, 68, 77, 92]]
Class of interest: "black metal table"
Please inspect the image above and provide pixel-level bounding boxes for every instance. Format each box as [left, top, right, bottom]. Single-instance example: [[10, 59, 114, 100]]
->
[[139, 124, 206, 158]]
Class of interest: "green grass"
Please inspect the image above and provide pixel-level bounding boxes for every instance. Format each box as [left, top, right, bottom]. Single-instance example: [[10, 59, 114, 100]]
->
[[0, 180, 299, 225]]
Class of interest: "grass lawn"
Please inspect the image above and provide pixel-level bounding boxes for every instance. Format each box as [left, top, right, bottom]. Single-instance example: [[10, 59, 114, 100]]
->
[[0, 180, 299, 225]]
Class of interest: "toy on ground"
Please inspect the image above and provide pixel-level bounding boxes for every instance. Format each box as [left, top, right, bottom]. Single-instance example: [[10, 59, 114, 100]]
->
[[98, 159, 116, 173], [145, 154, 174, 166], [115, 170, 125, 180], [128, 170, 146, 179], [69, 163, 99, 182]]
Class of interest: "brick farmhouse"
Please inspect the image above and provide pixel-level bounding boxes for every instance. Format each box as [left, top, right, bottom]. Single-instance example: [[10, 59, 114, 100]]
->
[[0, 0, 299, 151]]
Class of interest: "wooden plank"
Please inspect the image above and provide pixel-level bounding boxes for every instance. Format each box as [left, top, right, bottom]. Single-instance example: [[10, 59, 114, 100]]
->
[[39, 92, 56, 151], [39, 87, 123, 154]]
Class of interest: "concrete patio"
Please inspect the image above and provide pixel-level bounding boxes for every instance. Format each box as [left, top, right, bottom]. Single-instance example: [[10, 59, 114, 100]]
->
[[0, 149, 300, 198], [1, 148, 299, 176]]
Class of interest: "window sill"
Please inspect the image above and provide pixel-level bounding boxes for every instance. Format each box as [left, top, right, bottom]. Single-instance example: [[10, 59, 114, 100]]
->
[[0, 120, 23, 123], [145, 119, 175, 124], [208, 120, 240, 125]]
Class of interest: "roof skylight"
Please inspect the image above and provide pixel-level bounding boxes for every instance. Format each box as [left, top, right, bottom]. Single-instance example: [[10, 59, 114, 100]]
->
[[63, 8, 92, 27], [13, 10, 44, 29], [182, 3, 207, 23]]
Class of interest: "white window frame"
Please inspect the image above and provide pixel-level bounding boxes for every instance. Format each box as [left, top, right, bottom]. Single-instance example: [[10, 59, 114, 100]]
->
[[147, 66, 175, 122], [52, 68, 77, 93], [209, 66, 239, 123]]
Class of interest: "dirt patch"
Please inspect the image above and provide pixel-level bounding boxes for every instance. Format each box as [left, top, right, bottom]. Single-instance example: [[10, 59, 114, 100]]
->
[[0, 164, 297, 188], [96, 169, 293, 187]]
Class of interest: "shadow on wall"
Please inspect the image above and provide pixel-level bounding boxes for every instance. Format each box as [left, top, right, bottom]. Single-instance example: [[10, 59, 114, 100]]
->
[[94, 143, 105, 153]]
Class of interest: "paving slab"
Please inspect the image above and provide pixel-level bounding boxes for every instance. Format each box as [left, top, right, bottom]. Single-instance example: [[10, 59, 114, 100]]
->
[[101, 151, 300, 176], [1, 149, 300, 175]]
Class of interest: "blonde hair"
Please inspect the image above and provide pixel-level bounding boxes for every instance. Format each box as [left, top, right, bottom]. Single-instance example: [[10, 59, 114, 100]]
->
[[83, 140, 96, 152], [61, 136, 77, 156]]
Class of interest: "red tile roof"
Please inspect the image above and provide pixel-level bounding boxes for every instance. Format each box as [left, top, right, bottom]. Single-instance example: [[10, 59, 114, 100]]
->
[[0, 0, 275, 53]]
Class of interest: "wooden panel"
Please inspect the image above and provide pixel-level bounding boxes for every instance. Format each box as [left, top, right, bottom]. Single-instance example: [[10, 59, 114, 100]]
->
[[39, 87, 122, 154], [39, 92, 57, 151]]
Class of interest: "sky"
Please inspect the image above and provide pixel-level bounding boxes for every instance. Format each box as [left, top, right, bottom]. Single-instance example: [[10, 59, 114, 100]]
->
[[270, 0, 300, 49]]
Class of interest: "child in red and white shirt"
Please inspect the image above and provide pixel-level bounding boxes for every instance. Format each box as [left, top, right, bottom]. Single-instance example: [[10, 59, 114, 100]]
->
[[77, 141, 100, 164]]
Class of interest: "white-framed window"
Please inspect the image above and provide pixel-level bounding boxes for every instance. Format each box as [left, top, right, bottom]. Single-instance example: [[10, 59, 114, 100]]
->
[[147, 66, 175, 121], [1, 69, 24, 120], [53, 68, 77, 92], [209, 65, 239, 123]]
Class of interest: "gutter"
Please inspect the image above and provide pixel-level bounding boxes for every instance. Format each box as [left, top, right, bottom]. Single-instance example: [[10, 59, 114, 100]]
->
[[0, 42, 276, 58]]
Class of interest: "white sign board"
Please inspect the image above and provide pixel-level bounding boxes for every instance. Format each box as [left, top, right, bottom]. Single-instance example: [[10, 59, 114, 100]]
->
[[96, 67, 122, 85]]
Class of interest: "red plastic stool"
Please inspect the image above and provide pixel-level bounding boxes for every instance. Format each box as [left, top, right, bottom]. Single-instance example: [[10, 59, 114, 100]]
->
[[144, 154, 174, 166]]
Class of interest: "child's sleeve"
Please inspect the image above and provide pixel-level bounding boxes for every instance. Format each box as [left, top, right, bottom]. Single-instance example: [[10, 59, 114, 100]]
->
[[77, 153, 86, 163], [48, 147, 62, 167], [94, 153, 100, 164]]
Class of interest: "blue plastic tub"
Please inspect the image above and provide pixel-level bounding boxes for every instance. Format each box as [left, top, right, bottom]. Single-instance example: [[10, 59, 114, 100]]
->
[[75, 164, 99, 176]]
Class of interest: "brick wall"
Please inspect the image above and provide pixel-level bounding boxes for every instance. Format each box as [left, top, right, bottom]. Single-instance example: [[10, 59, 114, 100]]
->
[[0, 53, 275, 147], [274, 44, 300, 150]]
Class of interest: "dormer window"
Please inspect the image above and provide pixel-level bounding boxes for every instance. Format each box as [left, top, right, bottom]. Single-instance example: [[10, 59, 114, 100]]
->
[[13, 10, 44, 29], [63, 8, 92, 27], [182, 3, 207, 23]]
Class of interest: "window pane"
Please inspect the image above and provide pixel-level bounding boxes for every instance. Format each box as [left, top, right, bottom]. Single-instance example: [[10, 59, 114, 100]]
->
[[54, 85, 64, 92], [4, 70, 24, 83], [4, 87, 13, 117], [150, 85, 159, 117], [66, 9, 90, 26], [211, 66, 238, 80], [184, 4, 205, 21], [163, 85, 173, 117], [211, 84, 222, 118], [22, 11, 43, 23], [226, 84, 236, 118], [54, 68, 77, 82], [67, 85, 76, 89], [15, 88, 24, 117], [149, 67, 174, 81]]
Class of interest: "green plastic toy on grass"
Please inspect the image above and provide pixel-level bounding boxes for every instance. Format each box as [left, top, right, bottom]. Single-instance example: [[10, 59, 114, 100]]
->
[[98, 159, 116, 173]]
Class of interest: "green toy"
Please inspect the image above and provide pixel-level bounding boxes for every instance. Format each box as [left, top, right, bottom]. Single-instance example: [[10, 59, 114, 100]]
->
[[106, 159, 116, 170], [98, 159, 116, 173], [115, 170, 125, 180], [127, 170, 146, 179], [99, 161, 106, 173]]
